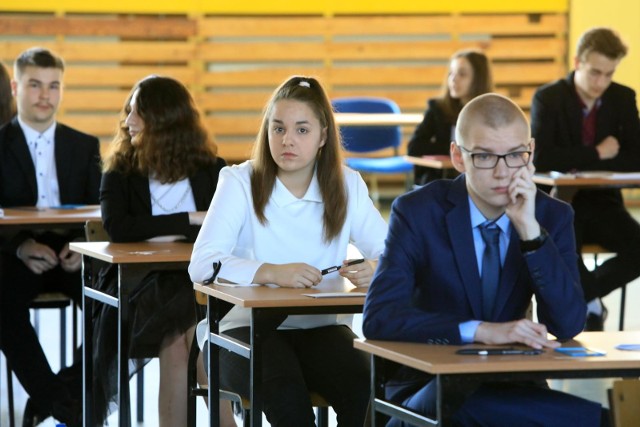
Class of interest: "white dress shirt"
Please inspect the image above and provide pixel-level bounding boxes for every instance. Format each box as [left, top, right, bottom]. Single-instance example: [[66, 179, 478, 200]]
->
[[18, 117, 60, 208], [190, 161, 388, 341]]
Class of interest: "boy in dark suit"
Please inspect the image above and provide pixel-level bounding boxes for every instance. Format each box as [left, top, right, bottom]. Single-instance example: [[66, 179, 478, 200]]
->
[[531, 27, 640, 330], [0, 47, 101, 426], [363, 93, 607, 426]]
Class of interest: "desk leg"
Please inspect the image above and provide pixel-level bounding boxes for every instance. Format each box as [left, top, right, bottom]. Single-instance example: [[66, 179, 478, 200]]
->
[[82, 254, 94, 426], [250, 309, 264, 427], [208, 294, 221, 427]]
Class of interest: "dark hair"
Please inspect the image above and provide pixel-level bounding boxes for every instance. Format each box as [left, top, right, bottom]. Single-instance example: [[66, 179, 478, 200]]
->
[[250, 75, 346, 242], [103, 75, 219, 182], [438, 49, 493, 123], [0, 62, 15, 124], [576, 27, 628, 61], [14, 47, 64, 79]]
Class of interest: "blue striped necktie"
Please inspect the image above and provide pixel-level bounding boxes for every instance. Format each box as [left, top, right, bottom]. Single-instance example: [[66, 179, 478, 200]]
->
[[480, 224, 501, 319]]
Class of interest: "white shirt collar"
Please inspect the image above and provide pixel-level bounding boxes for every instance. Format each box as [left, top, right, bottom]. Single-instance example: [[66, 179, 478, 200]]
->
[[468, 196, 510, 234], [272, 170, 323, 207], [17, 116, 56, 146]]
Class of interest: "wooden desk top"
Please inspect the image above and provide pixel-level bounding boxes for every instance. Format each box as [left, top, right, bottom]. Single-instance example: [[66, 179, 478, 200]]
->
[[70, 241, 192, 264], [194, 277, 365, 308], [533, 172, 640, 188], [335, 112, 423, 127], [355, 331, 640, 375], [404, 155, 453, 170], [0, 205, 101, 225]]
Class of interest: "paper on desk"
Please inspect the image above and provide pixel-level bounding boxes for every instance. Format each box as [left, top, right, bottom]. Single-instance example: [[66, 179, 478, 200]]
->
[[303, 292, 367, 298], [212, 277, 261, 287], [0, 207, 3, 217]]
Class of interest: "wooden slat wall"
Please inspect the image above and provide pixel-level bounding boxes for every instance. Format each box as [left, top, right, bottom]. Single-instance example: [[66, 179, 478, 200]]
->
[[0, 12, 567, 166]]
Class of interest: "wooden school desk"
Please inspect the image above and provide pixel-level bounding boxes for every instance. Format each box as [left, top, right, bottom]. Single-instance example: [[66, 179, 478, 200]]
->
[[533, 172, 640, 202], [0, 205, 101, 229], [355, 331, 640, 426], [194, 278, 366, 427], [70, 241, 193, 427]]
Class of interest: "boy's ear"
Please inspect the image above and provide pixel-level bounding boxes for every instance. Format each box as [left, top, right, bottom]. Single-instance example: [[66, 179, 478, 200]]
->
[[450, 141, 466, 173]]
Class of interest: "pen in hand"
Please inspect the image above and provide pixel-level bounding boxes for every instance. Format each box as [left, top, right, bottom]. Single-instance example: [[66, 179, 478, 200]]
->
[[321, 258, 365, 275]]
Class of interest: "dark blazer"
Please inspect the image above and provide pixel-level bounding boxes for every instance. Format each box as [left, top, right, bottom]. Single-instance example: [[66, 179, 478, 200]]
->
[[0, 117, 101, 252], [100, 157, 226, 243], [407, 99, 455, 185], [363, 175, 586, 344], [531, 72, 640, 173]]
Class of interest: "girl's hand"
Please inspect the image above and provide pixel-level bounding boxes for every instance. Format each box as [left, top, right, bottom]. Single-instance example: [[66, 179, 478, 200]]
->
[[340, 259, 375, 287], [255, 262, 322, 288]]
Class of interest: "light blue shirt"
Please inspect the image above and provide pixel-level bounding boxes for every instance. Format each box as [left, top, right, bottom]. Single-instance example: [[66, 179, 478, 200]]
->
[[459, 196, 512, 343]]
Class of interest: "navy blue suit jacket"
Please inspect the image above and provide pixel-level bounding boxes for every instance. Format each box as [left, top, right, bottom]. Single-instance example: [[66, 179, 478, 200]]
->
[[363, 175, 586, 344]]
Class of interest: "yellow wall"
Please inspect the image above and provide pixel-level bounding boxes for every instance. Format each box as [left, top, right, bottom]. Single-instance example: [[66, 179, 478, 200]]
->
[[0, 1, 567, 14], [570, 0, 640, 107]]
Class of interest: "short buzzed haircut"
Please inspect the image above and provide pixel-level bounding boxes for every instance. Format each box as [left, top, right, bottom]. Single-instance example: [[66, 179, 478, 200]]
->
[[455, 93, 529, 145], [14, 47, 65, 80], [576, 27, 628, 62]]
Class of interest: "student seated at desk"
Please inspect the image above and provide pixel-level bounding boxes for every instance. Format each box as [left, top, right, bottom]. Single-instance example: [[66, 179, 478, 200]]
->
[[93, 75, 234, 427], [189, 75, 388, 427], [408, 49, 492, 185], [531, 27, 640, 331], [0, 47, 101, 427], [363, 93, 608, 426]]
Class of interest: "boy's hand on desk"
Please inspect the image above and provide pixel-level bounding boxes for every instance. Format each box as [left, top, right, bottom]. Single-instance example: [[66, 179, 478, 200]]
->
[[16, 239, 58, 274], [475, 318, 561, 350], [340, 259, 375, 287], [256, 263, 322, 288]]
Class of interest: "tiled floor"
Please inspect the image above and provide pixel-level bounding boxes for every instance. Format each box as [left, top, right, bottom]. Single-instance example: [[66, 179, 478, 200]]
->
[[2, 207, 640, 426]]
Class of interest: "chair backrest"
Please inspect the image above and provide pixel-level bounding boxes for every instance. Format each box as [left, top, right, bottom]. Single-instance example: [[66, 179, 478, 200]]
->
[[332, 96, 403, 154], [85, 219, 110, 242]]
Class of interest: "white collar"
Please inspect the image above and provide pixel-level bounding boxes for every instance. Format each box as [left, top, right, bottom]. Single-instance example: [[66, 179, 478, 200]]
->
[[17, 116, 56, 146], [272, 171, 323, 207]]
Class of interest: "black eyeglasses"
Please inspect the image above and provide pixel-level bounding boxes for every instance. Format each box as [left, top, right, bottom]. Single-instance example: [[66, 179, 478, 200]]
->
[[457, 145, 532, 169]]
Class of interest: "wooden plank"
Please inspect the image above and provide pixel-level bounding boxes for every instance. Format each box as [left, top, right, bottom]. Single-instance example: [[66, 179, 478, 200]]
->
[[199, 68, 327, 87], [216, 141, 255, 162], [63, 90, 129, 111], [0, 41, 195, 63], [199, 42, 326, 61], [455, 14, 566, 35], [64, 66, 195, 87], [329, 66, 448, 86], [205, 116, 262, 136], [59, 114, 120, 137], [198, 16, 327, 37], [196, 92, 272, 112], [0, 15, 196, 38], [328, 38, 564, 61], [492, 63, 565, 84], [330, 15, 455, 35]]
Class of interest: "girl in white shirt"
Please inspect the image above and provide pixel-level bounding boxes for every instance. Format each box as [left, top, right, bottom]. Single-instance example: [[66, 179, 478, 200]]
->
[[189, 75, 388, 426]]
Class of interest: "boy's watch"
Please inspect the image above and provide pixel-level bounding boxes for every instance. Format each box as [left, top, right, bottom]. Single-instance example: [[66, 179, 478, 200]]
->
[[520, 228, 549, 253]]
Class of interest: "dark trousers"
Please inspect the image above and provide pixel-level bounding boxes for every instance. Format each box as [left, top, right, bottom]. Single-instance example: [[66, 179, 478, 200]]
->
[[0, 233, 82, 414], [218, 324, 370, 427], [385, 370, 605, 427], [573, 190, 640, 301]]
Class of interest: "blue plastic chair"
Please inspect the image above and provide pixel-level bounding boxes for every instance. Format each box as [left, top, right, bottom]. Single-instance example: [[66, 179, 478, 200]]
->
[[333, 97, 413, 204]]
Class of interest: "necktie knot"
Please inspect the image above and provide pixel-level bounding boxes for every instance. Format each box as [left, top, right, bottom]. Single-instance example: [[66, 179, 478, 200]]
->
[[480, 224, 500, 245]]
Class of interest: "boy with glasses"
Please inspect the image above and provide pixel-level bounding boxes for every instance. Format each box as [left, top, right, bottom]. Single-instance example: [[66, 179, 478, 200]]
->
[[531, 27, 640, 331], [363, 93, 607, 426]]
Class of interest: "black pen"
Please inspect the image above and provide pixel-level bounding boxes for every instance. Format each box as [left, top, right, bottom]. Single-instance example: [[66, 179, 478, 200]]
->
[[456, 348, 544, 356], [321, 258, 365, 275]]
